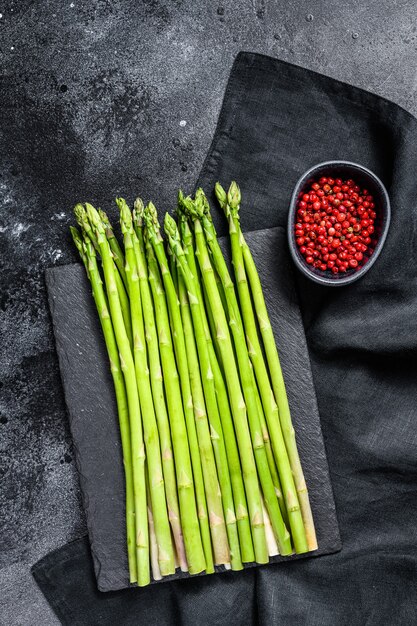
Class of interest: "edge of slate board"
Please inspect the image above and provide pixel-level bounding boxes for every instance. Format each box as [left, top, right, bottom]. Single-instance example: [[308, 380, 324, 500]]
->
[[46, 226, 342, 592]]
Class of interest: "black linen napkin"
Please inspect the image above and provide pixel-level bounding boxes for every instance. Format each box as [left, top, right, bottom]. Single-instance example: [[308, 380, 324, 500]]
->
[[33, 52, 417, 625]]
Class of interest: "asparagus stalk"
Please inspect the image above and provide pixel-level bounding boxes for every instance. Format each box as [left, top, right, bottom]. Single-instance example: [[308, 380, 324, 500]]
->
[[144, 228, 206, 575], [245, 255, 318, 552], [71, 225, 88, 268], [189, 205, 285, 528], [184, 206, 269, 563], [255, 388, 288, 525], [217, 182, 304, 546], [177, 200, 255, 563], [169, 254, 224, 565], [262, 499, 279, 557], [146, 468, 163, 581], [70, 227, 137, 583], [191, 191, 292, 556], [176, 267, 232, 566], [132, 199, 187, 572], [74, 203, 133, 349], [118, 199, 175, 576], [85, 203, 149, 585], [167, 243, 178, 294], [221, 182, 316, 552], [177, 196, 224, 368], [98, 208, 128, 290], [165, 214, 242, 569], [144, 204, 214, 573], [74, 203, 98, 251]]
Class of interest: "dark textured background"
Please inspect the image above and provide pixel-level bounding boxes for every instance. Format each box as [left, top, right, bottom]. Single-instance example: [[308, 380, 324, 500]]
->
[[1, 1, 417, 623]]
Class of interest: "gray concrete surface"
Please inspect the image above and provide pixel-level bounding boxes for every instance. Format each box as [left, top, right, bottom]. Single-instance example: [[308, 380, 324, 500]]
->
[[1, 0, 417, 624]]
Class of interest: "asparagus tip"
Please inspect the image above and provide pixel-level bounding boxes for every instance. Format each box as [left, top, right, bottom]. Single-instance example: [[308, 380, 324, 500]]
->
[[214, 182, 227, 210], [164, 212, 179, 240], [133, 196, 144, 218], [195, 187, 212, 219], [178, 192, 194, 218], [98, 208, 111, 226], [70, 224, 91, 266], [132, 198, 145, 231], [227, 181, 241, 212], [143, 201, 158, 228], [176, 190, 187, 220], [85, 202, 102, 232], [70, 225, 83, 252], [193, 192, 206, 219], [117, 197, 133, 234], [73, 203, 87, 225], [70, 224, 80, 239], [83, 234, 96, 257], [143, 201, 165, 245]]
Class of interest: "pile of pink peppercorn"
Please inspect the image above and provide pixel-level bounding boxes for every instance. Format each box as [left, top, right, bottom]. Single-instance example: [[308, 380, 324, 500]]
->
[[294, 176, 377, 274]]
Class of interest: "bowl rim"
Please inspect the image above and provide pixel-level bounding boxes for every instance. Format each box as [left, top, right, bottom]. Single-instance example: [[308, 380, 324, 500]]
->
[[287, 160, 391, 287]]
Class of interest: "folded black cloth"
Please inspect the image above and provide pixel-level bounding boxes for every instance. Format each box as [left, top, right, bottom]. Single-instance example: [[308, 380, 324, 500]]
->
[[32, 536, 257, 626], [33, 52, 417, 625]]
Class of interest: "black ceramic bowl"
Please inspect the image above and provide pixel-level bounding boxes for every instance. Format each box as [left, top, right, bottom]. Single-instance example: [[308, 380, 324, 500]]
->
[[287, 161, 391, 286]]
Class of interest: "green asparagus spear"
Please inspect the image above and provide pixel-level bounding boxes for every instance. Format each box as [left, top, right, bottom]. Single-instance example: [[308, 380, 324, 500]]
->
[[167, 243, 178, 294], [244, 239, 317, 551], [144, 228, 206, 575], [71, 225, 88, 267], [217, 182, 299, 539], [146, 467, 163, 581], [74, 203, 133, 349], [177, 266, 232, 566], [255, 386, 288, 525], [85, 203, 150, 585], [262, 499, 279, 557], [221, 181, 315, 552], [191, 191, 292, 555], [70, 227, 137, 583], [183, 205, 269, 563], [132, 198, 188, 572], [144, 204, 214, 573], [119, 198, 175, 576], [165, 213, 242, 569], [74, 203, 97, 250], [98, 208, 128, 290], [177, 200, 255, 563]]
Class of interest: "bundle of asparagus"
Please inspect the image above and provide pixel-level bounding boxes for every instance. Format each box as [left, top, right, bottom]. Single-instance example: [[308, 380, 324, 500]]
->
[[70, 182, 317, 586]]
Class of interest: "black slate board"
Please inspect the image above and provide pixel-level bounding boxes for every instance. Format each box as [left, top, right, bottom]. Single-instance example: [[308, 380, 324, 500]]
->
[[46, 226, 341, 592]]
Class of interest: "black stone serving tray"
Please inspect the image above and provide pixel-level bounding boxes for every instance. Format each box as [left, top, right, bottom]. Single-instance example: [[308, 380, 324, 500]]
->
[[46, 226, 341, 592]]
